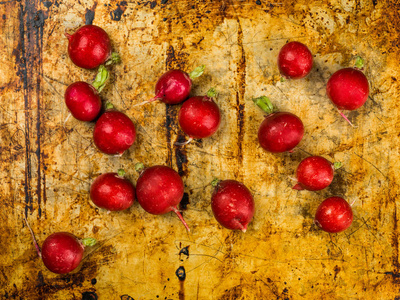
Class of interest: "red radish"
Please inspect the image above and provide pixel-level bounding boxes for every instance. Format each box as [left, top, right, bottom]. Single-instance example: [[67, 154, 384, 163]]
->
[[211, 179, 255, 232], [135, 163, 189, 231], [253, 96, 304, 153], [278, 41, 313, 79], [326, 57, 369, 126], [314, 197, 353, 233], [65, 25, 120, 69], [293, 156, 342, 191], [135, 65, 205, 106], [65, 65, 109, 122], [177, 88, 221, 145], [90, 169, 135, 211], [24, 217, 96, 274], [93, 103, 136, 155]]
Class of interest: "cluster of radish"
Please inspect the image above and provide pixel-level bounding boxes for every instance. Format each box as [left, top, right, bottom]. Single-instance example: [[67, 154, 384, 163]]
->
[[26, 25, 368, 275]]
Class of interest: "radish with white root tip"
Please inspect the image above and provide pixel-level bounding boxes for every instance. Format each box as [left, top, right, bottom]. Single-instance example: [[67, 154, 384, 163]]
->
[[326, 56, 369, 126], [135, 65, 205, 106], [176, 87, 221, 146], [65, 24, 120, 70], [64, 65, 109, 122], [211, 179, 255, 232], [24, 216, 97, 274], [135, 163, 190, 232], [292, 156, 342, 191], [253, 96, 304, 153], [314, 197, 353, 233]]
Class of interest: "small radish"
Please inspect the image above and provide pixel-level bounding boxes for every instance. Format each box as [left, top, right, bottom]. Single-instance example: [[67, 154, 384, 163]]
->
[[253, 96, 304, 153], [314, 197, 353, 233], [211, 179, 255, 232], [136, 65, 205, 106], [93, 103, 136, 155], [90, 169, 135, 211], [326, 56, 369, 126], [278, 41, 313, 79], [177, 88, 221, 145], [24, 217, 96, 274], [65, 25, 120, 69], [135, 163, 189, 231], [293, 156, 342, 191], [65, 65, 109, 122]]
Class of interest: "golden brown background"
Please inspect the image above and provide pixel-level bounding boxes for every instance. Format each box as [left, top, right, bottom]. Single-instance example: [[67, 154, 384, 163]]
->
[[1, 0, 400, 299]]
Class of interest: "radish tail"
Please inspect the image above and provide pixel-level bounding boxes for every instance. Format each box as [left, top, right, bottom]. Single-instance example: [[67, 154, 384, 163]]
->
[[350, 198, 356, 206], [64, 33, 72, 40], [171, 207, 190, 232], [175, 137, 193, 146], [64, 113, 72, 125], [292, 183, 304, 190], [338, 110, 354, 127], [133, 95, 160, 107], [23, 215, 42, 258]]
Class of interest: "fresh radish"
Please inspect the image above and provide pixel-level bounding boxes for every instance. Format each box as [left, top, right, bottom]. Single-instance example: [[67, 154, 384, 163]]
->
[[211, 179, 255, 232], [65, 24, 120, 69], [65, 65, 109, 122], [135, 163, 189, 231], [253, 96, 304, 153], [278, 41, 313, 79], [326, 57, 369, 126], [93, 103, 136, 155], [177, 88, 221, 145], [314, 197, 353, 233], [24, 217, 96, 274], [136, 65, 205, 106], [90, 169, 135, 211], [293, 156, 342, 191]]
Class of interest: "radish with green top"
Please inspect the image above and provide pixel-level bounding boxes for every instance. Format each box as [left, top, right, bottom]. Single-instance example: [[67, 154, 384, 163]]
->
[[135, 65, 205, 106], [293, 156, 342, 191], [90, 169, 135, 211], [177, 88, 221, 145], [135, 163, 190, 231], [253, 96, 304, 153], [211, 179, 255, 232]]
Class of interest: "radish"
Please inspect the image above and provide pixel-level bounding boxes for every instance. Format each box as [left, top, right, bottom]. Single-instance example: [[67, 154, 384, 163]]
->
[[90, 169, 135, 211], [253, 96, 304, 153], [211, 179, 255, 232], [93, 103, 136, 155], [65, 65, 109, 122], [65, 25, 120, 69], [293, 156, 342, 191], [326, 57, 369, 126], [278, 41, 313, 79], [314, 196, 353, 233], [135, 65, 205, 106], [24, 217, 96, 274], [135, 163, 189, 231], [177, 88, 221, 145]]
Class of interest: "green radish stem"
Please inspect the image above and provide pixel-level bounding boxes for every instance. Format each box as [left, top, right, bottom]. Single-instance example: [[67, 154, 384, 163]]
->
[[92, 65, 109, 93], [105, 52, 121, 66], [252, 96, 274, 115], [189, 65, 205, 79], [81, 237, 97, 247], [206, 87, 218, 98], [355, 56, 364, 69], [105, 102, 114, 110], [333, 162, 342, 170], [117, 169, 126, 177], [135, 162, 145, 173]]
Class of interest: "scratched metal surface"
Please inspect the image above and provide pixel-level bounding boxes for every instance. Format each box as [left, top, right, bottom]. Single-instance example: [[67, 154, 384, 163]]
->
[[1, 0, 400, 299]]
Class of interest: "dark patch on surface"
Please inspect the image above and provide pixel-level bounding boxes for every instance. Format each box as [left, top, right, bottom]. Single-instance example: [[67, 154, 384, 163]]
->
[[327, 171, 347, 196], [179, 245, 190, 259], [333, 265, 341, 280], [220, 285, 243, 300], [385, 271, 400, 278], [179, 193, 189, 210], [161, 0, 168, 4], [175, 137, 188, 176], [43, 1, 52, 8], [82, 291, 98, 300], [85, 9, 95, 25], [372, 0, 377, 6], [91, 278, 97, 285], [235, 19, 246, 179], [32, 10, 46, 29], [175, 266, 186, 281], [256, 0, 261, 4], [150, 1, 156, 9], [110, 1, 127, 21], [120, 295, 134, 300]]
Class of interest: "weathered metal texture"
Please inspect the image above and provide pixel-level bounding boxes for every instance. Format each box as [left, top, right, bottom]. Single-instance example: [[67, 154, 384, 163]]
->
[[1, 0, 400, 299]]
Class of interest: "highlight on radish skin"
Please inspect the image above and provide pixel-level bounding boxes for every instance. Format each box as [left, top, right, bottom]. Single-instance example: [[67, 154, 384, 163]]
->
[[64, 65, 109, 122], [253, 96, 304, 153], [135, 65, 205, 106], [326, 57, 369, 126], [135, 164, 190, 231], [314, 196, 353, 233], [176, 87, 221, 145], [211, 179, 255, 232], [293, 156, 342, 191], [24, 216, 97, 274], [65, 25, 120, 69]]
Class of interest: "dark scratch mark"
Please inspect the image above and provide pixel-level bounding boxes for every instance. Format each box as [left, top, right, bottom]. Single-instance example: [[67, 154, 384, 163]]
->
[[110, 1, 127, 21], [353, 152, 388, 179]]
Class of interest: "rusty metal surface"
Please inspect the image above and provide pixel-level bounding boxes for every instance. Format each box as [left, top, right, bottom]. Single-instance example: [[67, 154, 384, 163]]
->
[[1, 0, 400, 299]]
